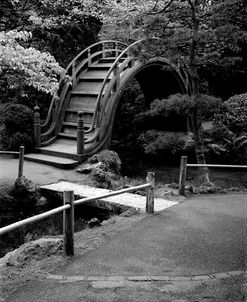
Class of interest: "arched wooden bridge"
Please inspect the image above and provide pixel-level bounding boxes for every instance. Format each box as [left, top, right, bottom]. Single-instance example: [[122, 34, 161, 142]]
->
[[25, 40, 191, 168]]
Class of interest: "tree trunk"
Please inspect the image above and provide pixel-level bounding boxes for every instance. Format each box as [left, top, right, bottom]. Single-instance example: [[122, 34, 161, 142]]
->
[[188, 0, 210, 184]]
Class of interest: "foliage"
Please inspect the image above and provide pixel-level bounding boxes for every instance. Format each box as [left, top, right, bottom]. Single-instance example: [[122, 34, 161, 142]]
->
[[0, 30, 65, 96], [0, 0, 102, 104], [113, 78, 145, 137], [137, 130, 187, 160], [213, 93, 247, 133], [0, 104, 34, 151], [202, 125, 247, 164], [150, 94, 222, 120]]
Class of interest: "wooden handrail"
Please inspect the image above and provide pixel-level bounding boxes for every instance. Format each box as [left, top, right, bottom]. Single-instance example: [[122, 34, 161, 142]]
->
[[0, 204, 70, 236], [0, 172, 155, 255]]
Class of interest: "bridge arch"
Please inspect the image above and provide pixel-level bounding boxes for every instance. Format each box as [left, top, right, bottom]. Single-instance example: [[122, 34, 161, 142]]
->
[[106, 58, 189, 148]]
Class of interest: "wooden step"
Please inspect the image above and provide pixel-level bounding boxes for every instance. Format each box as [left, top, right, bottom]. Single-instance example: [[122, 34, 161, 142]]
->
[[98, 57, 126, 64], [65, 108, 94, 120], [83, 70, 113, 78], [71, 91, 98, 96], [76, 79, 109, 92], [25, 153, 79, 169], [91, 62, 113, 68], [88, 65, 112, 71], [69, 95, 97, 111], [62, 121, 91, 129]]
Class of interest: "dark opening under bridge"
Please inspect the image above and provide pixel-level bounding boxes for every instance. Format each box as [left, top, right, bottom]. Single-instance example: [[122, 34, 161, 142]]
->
[[25, 39, 191, 168]]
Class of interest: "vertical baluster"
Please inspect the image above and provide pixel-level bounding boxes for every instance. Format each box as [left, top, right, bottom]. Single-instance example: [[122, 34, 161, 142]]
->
[[113, 63, 120, 91], [102, 42, 106, 58], [114, 42, 118, 57], [88, 49, 91, 66]]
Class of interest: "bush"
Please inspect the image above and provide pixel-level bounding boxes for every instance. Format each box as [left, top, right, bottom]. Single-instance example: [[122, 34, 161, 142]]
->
[[138, 130, 187, 161], [213, 93, 247, 132], [0, 104, 34, 151]]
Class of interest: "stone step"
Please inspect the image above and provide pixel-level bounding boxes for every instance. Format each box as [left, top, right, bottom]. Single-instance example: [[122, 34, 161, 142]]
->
[[25, 153, 79, 169]]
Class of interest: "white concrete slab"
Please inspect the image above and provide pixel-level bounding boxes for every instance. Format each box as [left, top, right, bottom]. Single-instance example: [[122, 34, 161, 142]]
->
[[41, 181, 178, 212]]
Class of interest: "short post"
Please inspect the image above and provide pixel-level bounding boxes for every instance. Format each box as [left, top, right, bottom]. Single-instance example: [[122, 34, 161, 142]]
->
[[77, 111, 84, 154], [178, 156, 187, 195], [146, 172, 155, 213], [63, 190, 74, 256], [18, 146, 24, 178], [34, 105, 41, 147]]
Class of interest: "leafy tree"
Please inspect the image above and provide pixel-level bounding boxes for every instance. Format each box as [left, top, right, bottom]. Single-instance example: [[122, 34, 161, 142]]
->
[[100, 0, 246, 183]]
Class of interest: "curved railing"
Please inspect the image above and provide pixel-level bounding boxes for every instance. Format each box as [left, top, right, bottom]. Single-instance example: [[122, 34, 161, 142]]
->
[[40, 40, 127, 145], [88, 39, 145, 135]]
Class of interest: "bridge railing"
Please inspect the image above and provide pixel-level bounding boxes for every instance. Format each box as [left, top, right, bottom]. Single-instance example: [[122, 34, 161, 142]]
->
[[91, 39, 145, 136], [37, 41, 127, 147], [0, 172, 155, 256], [178, 156, 247, 195]]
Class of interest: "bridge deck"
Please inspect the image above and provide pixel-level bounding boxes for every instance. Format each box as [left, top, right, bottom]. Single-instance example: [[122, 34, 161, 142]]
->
[[40, 181, 177, 212]]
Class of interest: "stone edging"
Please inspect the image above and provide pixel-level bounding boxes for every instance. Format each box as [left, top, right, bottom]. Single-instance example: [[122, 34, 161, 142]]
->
[[46, 270, 245, 283]]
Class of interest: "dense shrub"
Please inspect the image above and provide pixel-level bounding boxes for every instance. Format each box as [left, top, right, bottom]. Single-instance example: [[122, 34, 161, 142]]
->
[[214, 93, 247, 132], [137, 130, 187, 161], [0, 104, 34, 151]]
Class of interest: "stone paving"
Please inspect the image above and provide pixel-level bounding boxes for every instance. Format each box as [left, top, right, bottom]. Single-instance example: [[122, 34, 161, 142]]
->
[[46, 270, 244, 283], [41, 181, 178, 212]]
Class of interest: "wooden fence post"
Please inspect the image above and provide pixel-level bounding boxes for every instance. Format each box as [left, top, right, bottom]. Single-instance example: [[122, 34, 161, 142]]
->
[[77, 111, 84, 155], [146, 172, 155, 213], [18, 145, 24, 178], [34, 105, 41, 147], [63, 190, 74, 256], [178, 156, 187, 195]]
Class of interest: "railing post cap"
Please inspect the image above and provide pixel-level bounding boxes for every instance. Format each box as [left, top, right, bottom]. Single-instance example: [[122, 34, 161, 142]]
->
[[78, 111, 83, 118]]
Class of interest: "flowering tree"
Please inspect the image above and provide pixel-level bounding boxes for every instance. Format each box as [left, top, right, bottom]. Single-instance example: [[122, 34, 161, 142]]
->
[[0, 30, 64, 95]]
